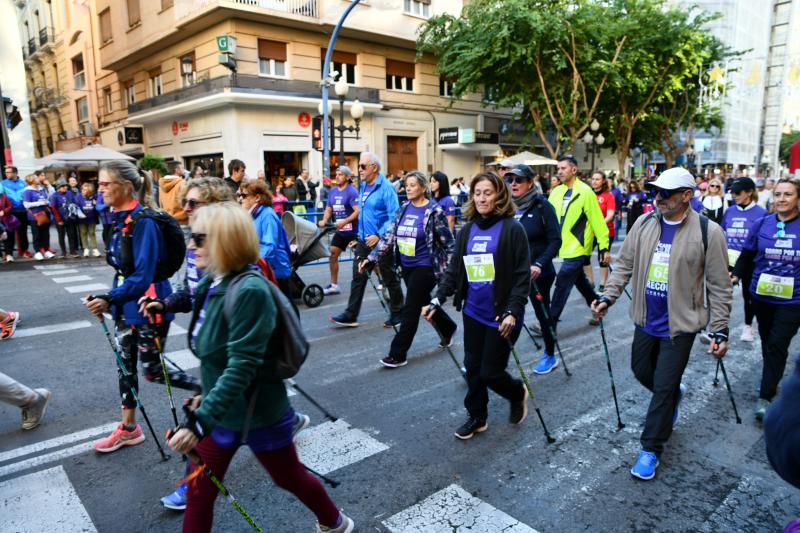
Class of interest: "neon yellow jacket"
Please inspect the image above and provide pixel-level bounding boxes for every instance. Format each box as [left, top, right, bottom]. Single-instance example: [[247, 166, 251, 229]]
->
[[548, 179, 610, 259]]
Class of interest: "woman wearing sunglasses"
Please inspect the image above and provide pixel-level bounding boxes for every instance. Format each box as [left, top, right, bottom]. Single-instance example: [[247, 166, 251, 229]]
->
[[167, 203, 354, 533], [700, 177, 727, 224], [732, 177, 800, 422]]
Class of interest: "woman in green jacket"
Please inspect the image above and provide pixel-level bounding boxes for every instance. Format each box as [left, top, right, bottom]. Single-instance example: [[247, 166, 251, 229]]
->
[[166, 202, 353, 533]]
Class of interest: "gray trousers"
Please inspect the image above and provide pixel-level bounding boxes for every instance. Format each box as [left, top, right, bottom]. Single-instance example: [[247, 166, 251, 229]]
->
[[0, 371, 34, 407]]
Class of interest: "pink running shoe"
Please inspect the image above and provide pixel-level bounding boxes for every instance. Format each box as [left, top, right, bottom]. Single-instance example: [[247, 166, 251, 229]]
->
[[93, 423, 145, 453], [1, 311, 20, 340]]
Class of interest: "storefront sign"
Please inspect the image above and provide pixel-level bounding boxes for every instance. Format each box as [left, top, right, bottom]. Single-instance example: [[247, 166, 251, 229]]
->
[[438, 127, 459, 145], [298, 112, 311, 128], [475, 131, 499, 144], [124, 127, 143, 144], [460, 128, 475, 144], [216, 35, 237, 55], [171, 121, 189, 136]]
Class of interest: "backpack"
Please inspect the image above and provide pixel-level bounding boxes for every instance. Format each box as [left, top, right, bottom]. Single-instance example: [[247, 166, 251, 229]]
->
[[118, 208, 187, 282], [223, 270, 308, 379]]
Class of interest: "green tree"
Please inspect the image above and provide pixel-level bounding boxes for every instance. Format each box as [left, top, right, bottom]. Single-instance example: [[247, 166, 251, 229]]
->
[[139, 154, 168, 177]]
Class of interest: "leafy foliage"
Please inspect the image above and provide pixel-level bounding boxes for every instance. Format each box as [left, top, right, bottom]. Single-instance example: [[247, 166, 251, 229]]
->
[[138, 154, 168, 177]]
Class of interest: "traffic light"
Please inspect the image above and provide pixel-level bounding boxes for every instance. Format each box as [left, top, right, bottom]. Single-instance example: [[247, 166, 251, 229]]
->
[[311, 115, 335, 152], [2, 97, 22, 130]]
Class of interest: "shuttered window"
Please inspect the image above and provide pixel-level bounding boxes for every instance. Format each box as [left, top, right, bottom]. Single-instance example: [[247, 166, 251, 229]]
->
[[99, 8, 112, 44], [258, 40, 287, 77], [127, 0, 140, 26], [386, 60, 415, 92], [321, 49, 357, 84]]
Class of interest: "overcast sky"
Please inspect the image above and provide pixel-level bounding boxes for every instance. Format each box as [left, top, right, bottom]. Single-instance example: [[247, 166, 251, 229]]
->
[[2, 0, 37, 174]]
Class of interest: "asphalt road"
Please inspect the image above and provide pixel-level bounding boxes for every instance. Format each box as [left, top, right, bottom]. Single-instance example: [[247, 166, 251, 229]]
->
[[0, 252, 798, 532]]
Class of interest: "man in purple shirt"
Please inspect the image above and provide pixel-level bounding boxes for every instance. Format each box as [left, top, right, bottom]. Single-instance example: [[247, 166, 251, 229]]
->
[[318, 166, 359, 295]]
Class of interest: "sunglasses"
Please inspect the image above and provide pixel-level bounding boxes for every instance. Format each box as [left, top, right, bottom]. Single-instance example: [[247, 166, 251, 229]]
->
[[181, 198, 206, 210], [505, 175, 529, 184], [190, 232, 207, 248], [359, 163, 373, 170], [777, 221, 786, 238], [654, 188, 689, 200], [709, 184, 720, 189], [236, 192, 251, 199]]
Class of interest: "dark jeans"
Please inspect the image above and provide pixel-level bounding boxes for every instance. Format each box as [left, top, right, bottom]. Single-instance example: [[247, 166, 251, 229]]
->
[[550, 256, 599, 325], [389, 266, 456, 360], [343, 241, 403, 320], [631, 328, 695, 456], [753, 300, 800, 401], [30, 222, 50, 253], [56, 222, 80, 255], [11, 209, 29, 254], [462, 313, 524, 421], [741, 271, 755, 326], [530, 273, 556, 355]]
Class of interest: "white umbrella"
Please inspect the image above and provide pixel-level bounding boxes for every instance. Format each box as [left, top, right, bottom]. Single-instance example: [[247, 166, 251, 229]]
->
[[488, 151, 559, 167], [56, 144, 135, 163]]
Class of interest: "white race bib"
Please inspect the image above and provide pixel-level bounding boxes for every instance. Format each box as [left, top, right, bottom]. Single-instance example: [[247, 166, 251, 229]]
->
[[647, 251, 670, 284], [727, 249, 741, 268], [756, 273, 794, 299], [464, 254, 495, 283]]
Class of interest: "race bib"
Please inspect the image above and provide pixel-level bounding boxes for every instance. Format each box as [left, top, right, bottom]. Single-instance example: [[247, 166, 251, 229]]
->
[[727, 249, 741, 268], [647, 252, 670, 284], [397, 237, 416, 257], [756, 273, 794, 299], [464, 254, 495, 283]]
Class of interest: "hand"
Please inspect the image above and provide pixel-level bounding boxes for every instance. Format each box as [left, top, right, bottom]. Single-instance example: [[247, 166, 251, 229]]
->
[[0, 232, 6, 241], [357, 259, 372, 274], [591, 299, 609, 317], [530, 266, 541, 281], [317, 220, 326, 229], [347, 240, 358, 249], [84, 295, 109, 318], [0, 210, 4, 217], [137, 296, 164, 316], [600, 251, 611, 265], [709, 340, 728, 359], [58, 222, 64, 226], [496, 314, 516, 339], [335, 220, 347, 230], [167, 427, 199, 455], [189, 395, 202, 411], [365, 234, 379, 248], [421, 305, 437, 321], [730, 274, 739, 286]]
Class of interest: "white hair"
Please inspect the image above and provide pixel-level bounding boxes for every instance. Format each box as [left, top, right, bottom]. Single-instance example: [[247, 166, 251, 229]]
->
[[360, 151, 382, 172]]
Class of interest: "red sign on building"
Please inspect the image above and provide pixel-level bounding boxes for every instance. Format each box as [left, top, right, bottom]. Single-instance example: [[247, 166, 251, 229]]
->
[[298, 112, 311, 128]]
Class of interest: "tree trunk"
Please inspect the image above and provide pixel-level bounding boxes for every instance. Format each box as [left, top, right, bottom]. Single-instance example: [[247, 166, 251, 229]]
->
[[664, 152, 674, 168]]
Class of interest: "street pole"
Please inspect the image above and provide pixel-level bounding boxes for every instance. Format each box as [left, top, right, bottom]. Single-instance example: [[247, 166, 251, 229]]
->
[[0, 80, 12, 167], [321, 0, 361, 180], [590, 141, 596, 172], [338, 97, 345, 167]]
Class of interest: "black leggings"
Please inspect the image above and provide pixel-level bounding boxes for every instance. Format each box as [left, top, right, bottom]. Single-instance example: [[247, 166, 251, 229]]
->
[[56, 222, 80, 255], [753, 300, 800, 401], [30, 222, 50, 253], [741, 271, 755, 326], [529, 273, 555, 354]]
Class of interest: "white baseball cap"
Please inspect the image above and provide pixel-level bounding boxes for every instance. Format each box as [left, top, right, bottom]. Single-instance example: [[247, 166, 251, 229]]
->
[[645, 167, 696, 191]]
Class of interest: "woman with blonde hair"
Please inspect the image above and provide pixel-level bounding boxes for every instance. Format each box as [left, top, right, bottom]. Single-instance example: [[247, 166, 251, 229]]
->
[[700, 176, 727, 224], [22, 173, 53, 260], [167, 202, 353, 533]]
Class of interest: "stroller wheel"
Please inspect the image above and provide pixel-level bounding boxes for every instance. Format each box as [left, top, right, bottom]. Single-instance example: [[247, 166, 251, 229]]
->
[[302, 284, 324, 308]]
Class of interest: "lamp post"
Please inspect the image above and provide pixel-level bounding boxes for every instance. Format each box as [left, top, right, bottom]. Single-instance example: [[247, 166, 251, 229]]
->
[[331, 78, 363, 170], [582, 119, 604, 172]]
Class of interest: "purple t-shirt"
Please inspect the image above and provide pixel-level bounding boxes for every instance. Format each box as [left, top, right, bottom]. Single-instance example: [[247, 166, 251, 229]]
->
[[464, 220, 505, 328], [642, 219, 680, 337], [435, 195, 456, 217], [722, 203, 767, 267], [327, 184, 358, 235], [396, 203, 430, 268], [744, 215, 800, 305], [185, 249, 204, 296]]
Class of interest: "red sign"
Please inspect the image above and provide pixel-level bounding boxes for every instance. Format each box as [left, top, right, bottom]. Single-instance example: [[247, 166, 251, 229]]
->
[[171, 121, 189, 135], [298, 112, 311, 128], [171, 121, 179, 136]]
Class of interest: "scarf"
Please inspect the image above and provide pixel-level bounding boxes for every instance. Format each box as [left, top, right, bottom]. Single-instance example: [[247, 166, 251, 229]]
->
[[512, 187, 538, 213]]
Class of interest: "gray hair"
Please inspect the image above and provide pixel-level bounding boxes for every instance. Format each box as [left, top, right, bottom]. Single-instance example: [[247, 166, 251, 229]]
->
[[404, 170, 431, 199], [99, 160, 155, 208], [360, 151, 382, 172]]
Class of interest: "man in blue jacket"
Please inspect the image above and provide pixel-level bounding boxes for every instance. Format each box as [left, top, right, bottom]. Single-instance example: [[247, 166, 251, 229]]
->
[[2, 166, 31, 258], [331, 152, 403, 327]]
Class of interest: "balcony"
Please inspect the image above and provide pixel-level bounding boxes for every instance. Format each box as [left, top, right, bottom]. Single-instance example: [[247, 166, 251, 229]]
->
[[175, 0, 319, 22], [27, 38, 36, 56], [38, 27, 55, 52], [128, 74, 380, 118]]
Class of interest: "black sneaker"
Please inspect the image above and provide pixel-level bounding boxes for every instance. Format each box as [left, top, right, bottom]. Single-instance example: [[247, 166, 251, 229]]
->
[[509, 385, 529, 425], [380, 355, 407, 368], [330, 313, 359, 327], [383, 315, 401, 329], [454, 417, 487, 440]]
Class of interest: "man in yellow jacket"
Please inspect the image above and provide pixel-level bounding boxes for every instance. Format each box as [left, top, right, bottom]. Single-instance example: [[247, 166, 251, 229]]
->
[[534, 155, 610, 374]]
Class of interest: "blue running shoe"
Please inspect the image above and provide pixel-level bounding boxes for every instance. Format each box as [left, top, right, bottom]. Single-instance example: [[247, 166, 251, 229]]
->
[[160, 483, 188, 511], [292, 411, 311, 437], [630, 450, 659, 480], [532, 353, 558, 375], [672, 383, 686, 427]]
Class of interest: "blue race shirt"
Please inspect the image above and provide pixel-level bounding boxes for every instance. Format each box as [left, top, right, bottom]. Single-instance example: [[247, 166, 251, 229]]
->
[[435, 195, 456, 217], [327, 184, 358, 236], [722, 203, 767, 267], [560, 189, 573, 226], [641, 219, 680, 337], [464, 220, 505, 328], [396, 203, 430, 268], [744, 215, 800, 305], [185, 249, 204, 296]]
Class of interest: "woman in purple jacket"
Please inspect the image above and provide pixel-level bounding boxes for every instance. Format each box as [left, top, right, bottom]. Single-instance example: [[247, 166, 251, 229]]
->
[[49, 178, 81, 258], [77, 182, 101, 257], [22, 174, 53, 260]]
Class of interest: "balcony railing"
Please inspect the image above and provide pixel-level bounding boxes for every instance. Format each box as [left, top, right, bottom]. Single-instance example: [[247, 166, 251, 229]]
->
[[28, 38, 36, 55], [21, 46, 27, 60], [39, 27, 53, 47], [176, 0, 318, 21]]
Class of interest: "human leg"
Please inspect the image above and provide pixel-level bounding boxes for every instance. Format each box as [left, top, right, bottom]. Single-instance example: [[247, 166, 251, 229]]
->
[[549, 257, 585, 323], [758, 303, 800, 401], [56, 224, 67, 255], [341, 244, 369, 320], [66, 222, 80, 254], [630, 328, 661, 392], [138, 322, 200, 391], [182, 437, 238, 533], [0, 371, 35, 407], [387, 267, 433, 361], [329, 245, 342, 285], [531, 274, 556, 354], [462, 314, 490, 421], [377, 251, 404, 316]]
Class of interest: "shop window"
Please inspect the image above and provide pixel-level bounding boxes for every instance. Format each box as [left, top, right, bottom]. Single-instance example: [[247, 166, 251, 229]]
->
[[99, 8, 112, 44], [72, 54, 85, 90], [386, 59, 415, 92], [258, 40, 287, 78], [404, 0, 430, 18], [185, 153, 224, 179], [321, 49, 356, 84]]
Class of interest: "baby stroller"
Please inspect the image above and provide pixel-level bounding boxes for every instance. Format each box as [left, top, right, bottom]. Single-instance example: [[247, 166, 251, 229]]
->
[[281, 211, 336, 307]]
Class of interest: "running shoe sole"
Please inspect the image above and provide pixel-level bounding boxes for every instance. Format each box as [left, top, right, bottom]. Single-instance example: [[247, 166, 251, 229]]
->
[[161, 500, 187, 511], [329, 317, 359, 327], [630, 460, 659, 480], [94, 434, 145, 453], [454, 424, 488, 440], [380, 359, 408, 368], [532, 358, 559, 375], [1, 312, 20, 340]]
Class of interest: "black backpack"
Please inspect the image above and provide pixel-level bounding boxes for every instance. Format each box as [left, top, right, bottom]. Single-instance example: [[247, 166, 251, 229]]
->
[[117, 208, 186, 282]]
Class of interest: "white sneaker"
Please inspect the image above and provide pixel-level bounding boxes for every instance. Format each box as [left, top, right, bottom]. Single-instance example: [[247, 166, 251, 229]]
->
[[323, 283, 341, 295], [43, 251, 55, 259], [92, 248, 101, 257], [34, 252, 44, 261], [4, 255, 13, 263], [741, 325, 755, 342], [83, 249, 90, 257]]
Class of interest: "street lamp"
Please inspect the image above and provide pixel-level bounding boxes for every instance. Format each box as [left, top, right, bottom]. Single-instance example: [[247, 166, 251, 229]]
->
[[331, 79, 362, 169], [583, 123, 604, 172]]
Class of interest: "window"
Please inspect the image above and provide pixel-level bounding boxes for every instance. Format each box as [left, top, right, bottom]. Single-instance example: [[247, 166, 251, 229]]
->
[[149, 71, 163, 97], [76, 96, 89, 123], [99, 8, 112, 44], [72, 54, 85, 90], [123, 81, 135, 105], [258, 39, 287, 77], [386, 59, 415, 92], [321, 49, 356, 84], [180, 53, 196, 87], [161, 0, 174, 9], [104, 87, 112, 113], [127, 0, 140, 26], [439, 77, 455, 97], [404, 0, 430, 18]]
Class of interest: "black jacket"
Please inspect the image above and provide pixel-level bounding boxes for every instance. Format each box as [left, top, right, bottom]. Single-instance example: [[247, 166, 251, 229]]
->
[[224, 177, 240, 195], [517, 195, 561, 277], [436, 216, 531, 319]]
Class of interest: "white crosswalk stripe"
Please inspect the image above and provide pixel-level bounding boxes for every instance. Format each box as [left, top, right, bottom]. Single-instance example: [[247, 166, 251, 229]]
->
[[13, 321, 93, 339], [293, 419, 389, 475], [64, 283, 109, 294], [51, 275, 93, 284], [40, 269, 79, 276]]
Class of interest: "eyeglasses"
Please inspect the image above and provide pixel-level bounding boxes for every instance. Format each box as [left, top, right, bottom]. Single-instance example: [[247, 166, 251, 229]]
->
[[236, 192, 251, 199], [505, 176, 529, 185], [190, 233, 207, 248], [777, 221, 786, 238], [359, 163, 372, 170], [181, 198, 206, 210], [97, 180, 114, 188], [709, 184, 720, 189], [655, 188, 688, 200]]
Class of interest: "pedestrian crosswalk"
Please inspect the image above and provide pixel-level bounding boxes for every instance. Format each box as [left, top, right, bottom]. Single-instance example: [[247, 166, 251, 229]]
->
[[33, 264, 109, 295]]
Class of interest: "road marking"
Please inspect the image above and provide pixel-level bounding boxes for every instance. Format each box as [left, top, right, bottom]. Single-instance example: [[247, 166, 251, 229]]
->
[[167, 323, 188, 337], [295, 419, 388, 475], [0, 422, 117, 465], [64, 283, 109, 293], [13, 320, 93, 339], [40, 269, 79, 276], [32, 265, 69, 271], [383, 483, 539, 533], [0, 441, 101, 479], [51, 275, 93, 284], [0, 466, 97, 532]]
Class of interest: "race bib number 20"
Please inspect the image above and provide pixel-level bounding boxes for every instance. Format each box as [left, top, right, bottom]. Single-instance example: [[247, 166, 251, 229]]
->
[[464, 254, 495, 283], [756, 273, 794, 299]]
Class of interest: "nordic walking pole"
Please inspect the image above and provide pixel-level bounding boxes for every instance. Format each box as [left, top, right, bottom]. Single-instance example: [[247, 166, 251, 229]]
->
[[531, 280, 571, 377], [607, 264, 632, 301], [507, 339, 555, 444], [717, 358, 742, 424], [148, 310, 179, 428], [712, 359, 720, 387], [97, 317, 170, 461], [286, 378, 338, 421], [522, 323, 543, 350], [598, 317, 625, 430], [304, 464, 340, 488], [426, 313, 467, 381], [367, 269, 399, 334]]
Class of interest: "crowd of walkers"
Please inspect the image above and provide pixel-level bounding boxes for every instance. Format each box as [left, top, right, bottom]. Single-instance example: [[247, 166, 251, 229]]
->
[[1, 153, 798, 532]]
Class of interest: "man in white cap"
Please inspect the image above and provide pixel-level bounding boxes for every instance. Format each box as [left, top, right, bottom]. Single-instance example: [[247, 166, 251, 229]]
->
[[591, 166, 732, 481]]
